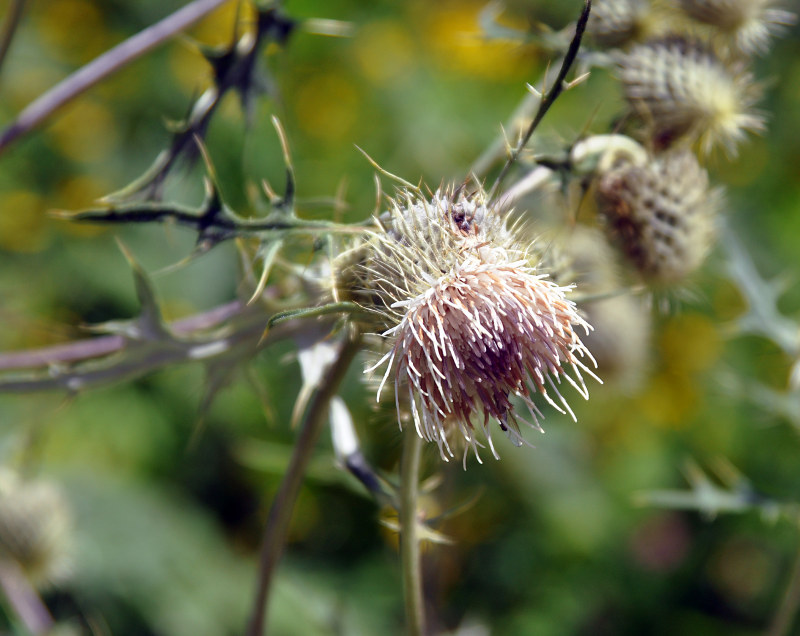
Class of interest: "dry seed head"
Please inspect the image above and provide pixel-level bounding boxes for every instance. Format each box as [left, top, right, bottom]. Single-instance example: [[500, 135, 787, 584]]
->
[[618, 36, 764, 155], [0, 470, 72, 588], [595, 149, 721, 285], [363, 186, 598, 464], [677, 0, 796, 56], [588, 0, 656, 48]]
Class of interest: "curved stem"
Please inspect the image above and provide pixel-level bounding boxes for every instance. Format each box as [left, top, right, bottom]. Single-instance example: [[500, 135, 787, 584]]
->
[[400, 424, 425, 636], [0, 0, 230, 155], [246, 331, 362, 636]]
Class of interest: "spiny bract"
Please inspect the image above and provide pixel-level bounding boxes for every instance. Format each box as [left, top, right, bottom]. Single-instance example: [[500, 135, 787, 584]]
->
[[595, 149, 721, 285]]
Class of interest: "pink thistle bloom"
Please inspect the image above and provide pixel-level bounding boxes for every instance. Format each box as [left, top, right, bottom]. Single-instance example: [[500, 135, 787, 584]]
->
[[364, 187, 599, 464]]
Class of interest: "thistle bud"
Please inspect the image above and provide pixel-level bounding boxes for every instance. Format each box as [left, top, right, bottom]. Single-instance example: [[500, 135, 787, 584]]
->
[[676, 0, 796, 56], [618, 36, 764, 154], [362, 186, 598, 463], [0, 470, 72, 589], [595, 149, 721, 285]]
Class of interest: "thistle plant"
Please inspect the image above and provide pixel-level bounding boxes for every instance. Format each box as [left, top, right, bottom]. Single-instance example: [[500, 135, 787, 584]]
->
[[0, 0, 799, 634]]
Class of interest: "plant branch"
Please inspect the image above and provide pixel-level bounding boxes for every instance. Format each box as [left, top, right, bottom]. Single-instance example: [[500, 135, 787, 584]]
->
[[0, 0, 26, 80], [488, 0, 591, 199], [0, 0, 230, 155], [400, 424, 425, 636], [246, 330, 362, 636], [769, 537, 800, 636], [0, 301, 334, 394], [0, 300, 242, 372]]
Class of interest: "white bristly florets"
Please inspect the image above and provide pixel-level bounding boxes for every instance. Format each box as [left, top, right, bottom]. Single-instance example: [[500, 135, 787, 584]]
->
[[361, 186, 599, 465], [677, 0, 796, 56], [618, 36, 764, 155], [595, 149, 722, 284]]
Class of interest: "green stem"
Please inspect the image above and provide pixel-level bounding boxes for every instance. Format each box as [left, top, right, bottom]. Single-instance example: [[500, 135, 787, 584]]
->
[[769, 536, 800, 636], [400, 424, 425, 636], [246, 331, 362, 636]]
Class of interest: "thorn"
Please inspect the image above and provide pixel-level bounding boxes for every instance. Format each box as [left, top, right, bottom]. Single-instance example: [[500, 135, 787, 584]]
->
[[564, 71, 591, 89], [525, 83, 543, 99], [355, 145, 418, 190]]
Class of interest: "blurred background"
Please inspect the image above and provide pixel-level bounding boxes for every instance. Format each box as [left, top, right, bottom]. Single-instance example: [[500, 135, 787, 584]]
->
[[0, 0, 799, 634]]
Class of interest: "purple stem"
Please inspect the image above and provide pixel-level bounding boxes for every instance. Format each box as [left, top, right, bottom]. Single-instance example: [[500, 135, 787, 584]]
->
[[0, 0, 230, 155]]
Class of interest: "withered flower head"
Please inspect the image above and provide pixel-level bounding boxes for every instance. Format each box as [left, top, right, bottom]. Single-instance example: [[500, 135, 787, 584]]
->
[[595, 149, 721, 285], [618, 36, 764, 155], [588, 0, 655, 48], [0, 470, 72, 589], [362, 186, 598, 464]]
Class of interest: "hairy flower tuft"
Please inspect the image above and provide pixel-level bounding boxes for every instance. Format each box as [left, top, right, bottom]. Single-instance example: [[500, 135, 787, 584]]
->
[[362, 187, 598, 464], [595, 149, 721, 284], [677, 0, 795, 56], [618, 36, 764, 155]]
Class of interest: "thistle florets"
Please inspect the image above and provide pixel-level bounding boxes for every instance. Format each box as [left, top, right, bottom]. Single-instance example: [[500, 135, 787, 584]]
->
[[361, 186, 598, 464]]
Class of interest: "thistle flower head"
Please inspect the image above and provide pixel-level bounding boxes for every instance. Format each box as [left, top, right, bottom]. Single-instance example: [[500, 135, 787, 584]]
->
[[618, 36, 764, 155], [362, 186, 598, 464], [677, 0, 796, 56], [595, 149, 721, 285]]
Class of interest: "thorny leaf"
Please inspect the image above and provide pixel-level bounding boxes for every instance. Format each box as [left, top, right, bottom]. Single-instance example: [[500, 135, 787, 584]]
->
[[55, 177, 338, 253], [0, 249, 324, 395], [636, 458, 792, 524], [108, 6, 296, 201], [722, 224, 800, 365], [717, 369, 800, 431]]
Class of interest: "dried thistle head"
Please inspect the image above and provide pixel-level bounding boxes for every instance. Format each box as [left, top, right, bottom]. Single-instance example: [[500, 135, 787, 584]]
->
[[587, 0, 657, 48], [0, 470, 72, 589], [361, 186, 598, 464], [618, 36, 764, 155], [677, 0, 796, 56], [594, 149, 722, 285]]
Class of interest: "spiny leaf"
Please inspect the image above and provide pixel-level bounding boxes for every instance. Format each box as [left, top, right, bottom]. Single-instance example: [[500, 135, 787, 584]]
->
[[107, 6, 297, 202]]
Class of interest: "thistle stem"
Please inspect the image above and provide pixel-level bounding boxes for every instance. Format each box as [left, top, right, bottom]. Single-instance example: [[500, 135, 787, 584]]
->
[[246, 331, 362, 636], [0, 562, 54, 635], [488, 0, 592, 198], [400, 424, 425, 636], [0, 0, 230, 155]]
